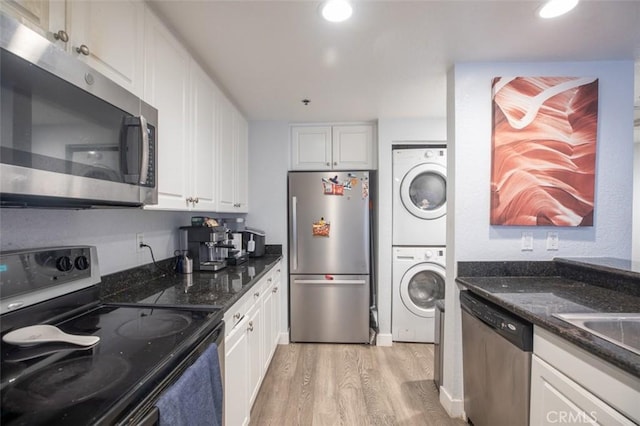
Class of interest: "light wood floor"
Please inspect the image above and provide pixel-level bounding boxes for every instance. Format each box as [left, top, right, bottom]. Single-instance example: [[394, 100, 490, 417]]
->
[[250, 342, 466, 426]]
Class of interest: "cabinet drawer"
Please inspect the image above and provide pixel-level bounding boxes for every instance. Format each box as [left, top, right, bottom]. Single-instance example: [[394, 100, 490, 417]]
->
[[531, 355, 636, 425], [533, 327, 640, 422], [224, 296, 252, 334]]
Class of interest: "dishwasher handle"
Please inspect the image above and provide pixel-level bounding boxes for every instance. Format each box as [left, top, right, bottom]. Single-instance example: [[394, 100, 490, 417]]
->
[[460, 291, 533, 351]]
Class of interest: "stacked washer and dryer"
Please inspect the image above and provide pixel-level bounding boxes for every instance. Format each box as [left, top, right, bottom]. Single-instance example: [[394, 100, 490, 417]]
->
[[392, 144, 447, 342]]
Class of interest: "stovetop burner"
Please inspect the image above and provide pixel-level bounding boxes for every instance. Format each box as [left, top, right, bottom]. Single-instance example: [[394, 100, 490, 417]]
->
[[116, 311, 192, 340], [3, 355, 130, 411]]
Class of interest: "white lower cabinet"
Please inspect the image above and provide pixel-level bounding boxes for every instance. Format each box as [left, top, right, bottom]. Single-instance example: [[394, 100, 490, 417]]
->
[[224, 314, 249, 426], [530, 327, 640, 425], [261, 277, 274, 374], [247, 301, 262, 406], [224, 261, 283, 425], [267, 265, 282, 362]]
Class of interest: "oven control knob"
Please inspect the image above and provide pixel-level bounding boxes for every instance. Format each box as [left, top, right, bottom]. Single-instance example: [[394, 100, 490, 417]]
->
[[56, 256, 73, 272], [75, 255, 90, 271]]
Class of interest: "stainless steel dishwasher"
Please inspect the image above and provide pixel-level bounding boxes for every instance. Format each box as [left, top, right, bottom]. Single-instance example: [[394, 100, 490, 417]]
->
[[460, 290, 533, 426]]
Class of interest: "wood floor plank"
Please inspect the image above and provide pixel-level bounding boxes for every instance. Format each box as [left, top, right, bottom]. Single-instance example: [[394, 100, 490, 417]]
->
[[249, 343, 466, 426]]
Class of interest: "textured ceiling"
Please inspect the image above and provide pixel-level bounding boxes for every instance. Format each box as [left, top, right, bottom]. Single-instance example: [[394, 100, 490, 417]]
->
[[148, 0, 640, 123]]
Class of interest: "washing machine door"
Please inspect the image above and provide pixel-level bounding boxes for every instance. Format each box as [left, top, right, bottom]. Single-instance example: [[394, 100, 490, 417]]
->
[[400, 263, 445, 318], [400, 163, 447, 220]]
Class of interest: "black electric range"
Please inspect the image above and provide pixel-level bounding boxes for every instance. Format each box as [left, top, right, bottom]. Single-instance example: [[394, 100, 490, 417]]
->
[[0, 247, 223, 426]]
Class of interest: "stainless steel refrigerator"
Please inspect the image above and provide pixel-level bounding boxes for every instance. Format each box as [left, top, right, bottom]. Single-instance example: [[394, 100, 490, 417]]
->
[[288, 171, 372, 343]]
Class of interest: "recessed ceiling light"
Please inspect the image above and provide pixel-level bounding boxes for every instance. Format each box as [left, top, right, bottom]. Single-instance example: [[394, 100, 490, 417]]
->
[[538, 0, 579, 19], [321, 0, 353, 23]]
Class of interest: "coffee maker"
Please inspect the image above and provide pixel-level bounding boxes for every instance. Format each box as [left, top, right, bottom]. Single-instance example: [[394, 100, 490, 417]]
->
[[182, 226, 232, 271]]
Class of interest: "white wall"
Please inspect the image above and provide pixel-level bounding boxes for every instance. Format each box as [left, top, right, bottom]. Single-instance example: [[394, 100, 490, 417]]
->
[[0, 208, 194, 275], [246, 121, 290, 246], [634, 141, 640, 262], [375, 118, 446, 345], [442, 60, 635, 417], [247, 120, 290, 338]]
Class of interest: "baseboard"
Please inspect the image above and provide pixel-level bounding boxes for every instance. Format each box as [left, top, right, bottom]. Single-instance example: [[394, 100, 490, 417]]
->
[[278, 331, 289, 345], [439, 385, 466, 420], [376, 333, 393, 346]]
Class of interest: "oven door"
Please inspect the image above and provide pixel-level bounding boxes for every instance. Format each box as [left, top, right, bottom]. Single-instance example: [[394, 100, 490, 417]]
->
[[0, 15, 157, 207], [121, 320, 225, 426]]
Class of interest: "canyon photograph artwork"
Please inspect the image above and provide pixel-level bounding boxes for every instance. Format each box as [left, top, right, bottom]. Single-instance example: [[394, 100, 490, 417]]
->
[[490, 76, 599, 226]]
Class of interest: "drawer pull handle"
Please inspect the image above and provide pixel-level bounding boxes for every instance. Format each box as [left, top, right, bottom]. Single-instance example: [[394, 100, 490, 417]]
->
[[272, 287, 278, 293], [254, 292, 260, 297], [233, 313, 241, 320], [248, 321, 254, 332]]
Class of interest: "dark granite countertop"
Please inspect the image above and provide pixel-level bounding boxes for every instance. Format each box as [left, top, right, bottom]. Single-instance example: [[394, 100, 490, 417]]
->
[[556, 256, 640, 281], [99, 255, 283, 313], [456, 263, 640, 379]]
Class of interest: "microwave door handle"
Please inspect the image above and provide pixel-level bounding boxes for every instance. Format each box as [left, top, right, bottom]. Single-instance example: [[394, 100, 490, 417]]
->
[[121, 116, 143, 184], [138, 115, 149, 185]]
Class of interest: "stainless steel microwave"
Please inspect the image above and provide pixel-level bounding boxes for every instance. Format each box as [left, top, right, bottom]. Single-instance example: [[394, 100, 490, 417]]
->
[[0, 14, 157, 207]]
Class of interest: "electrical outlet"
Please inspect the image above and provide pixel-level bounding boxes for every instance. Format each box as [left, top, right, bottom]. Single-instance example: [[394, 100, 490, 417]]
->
[[546, 231, 559, 251], [521, 232, 534, 251], [136, 233, 144, 252]]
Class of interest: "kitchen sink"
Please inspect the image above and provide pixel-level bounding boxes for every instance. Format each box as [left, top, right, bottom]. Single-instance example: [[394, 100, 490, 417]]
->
[[553, 313, 640, 356]]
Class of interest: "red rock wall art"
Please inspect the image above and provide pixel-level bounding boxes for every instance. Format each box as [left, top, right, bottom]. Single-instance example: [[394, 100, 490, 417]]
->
[[490, 76, 599, 226]]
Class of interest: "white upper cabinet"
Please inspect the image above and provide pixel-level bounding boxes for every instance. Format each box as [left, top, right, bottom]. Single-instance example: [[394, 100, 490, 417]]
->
[[66, 0, 144, 97], [145, 7, 247, 212], [332, 125, 376, 170], [291, 126, 333, 170], [189, 62, 217, 211], [144, 9, 222, 212], [216, 93, 235, 211], [1, 0, 52, 36], [2, 0, 145, 97], [235, 112, 249, 211], [216, 93, 249, 213], [291, 124, 376, 170], [143, 8, 190, 210]]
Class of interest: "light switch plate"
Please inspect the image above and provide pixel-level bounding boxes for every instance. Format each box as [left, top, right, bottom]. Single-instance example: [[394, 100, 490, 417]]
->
[[521, 232, 534, 251], [546, 231, 559, 251]]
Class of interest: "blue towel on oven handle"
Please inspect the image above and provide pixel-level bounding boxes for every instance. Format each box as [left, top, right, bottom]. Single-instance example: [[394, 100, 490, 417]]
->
[[156, 343, 223, 426]]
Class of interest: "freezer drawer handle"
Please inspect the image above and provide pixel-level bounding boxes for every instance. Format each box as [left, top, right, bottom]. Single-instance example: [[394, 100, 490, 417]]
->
[[295, 279, 366, 285]]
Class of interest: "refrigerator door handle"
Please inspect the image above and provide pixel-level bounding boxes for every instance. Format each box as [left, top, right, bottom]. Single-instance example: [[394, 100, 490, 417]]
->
[[294, 279, 366, 285], [292, 196, 298, 271]]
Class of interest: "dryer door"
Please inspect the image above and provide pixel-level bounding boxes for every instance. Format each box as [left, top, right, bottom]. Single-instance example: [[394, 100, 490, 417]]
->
[[400, 163, 447, 220], [400, 263, 445, 318]]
